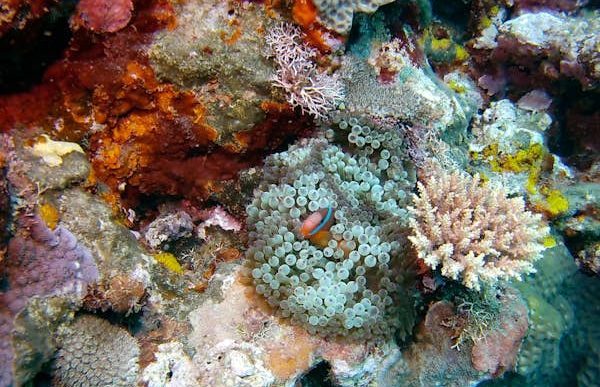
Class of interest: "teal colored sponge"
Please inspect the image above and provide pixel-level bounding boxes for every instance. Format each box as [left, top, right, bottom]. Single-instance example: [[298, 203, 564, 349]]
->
[[246, 117, 416, 339]]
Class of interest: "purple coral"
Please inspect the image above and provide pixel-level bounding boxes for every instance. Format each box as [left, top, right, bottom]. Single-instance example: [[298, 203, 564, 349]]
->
[[2, 217, 99, 313], [0, 216, 98, 386], [265, 23, 344, 119]]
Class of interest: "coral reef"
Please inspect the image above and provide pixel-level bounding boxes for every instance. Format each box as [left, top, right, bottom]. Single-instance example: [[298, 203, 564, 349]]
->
[[83, 274, 147, 315], [0, 215, 99, 386], [0, 0, 54, 37], [378, 301, 479, 386], [2, 217, 99, 315], [494, 11, 599, 89], [0, 153, 8, 262], [379, 287, 528, 385], [479, 242, 575, 386], [143, 210, 194, 250], [470, 289, 529, 376], [53, 315, 140, 386], [408, 162, 549, 290], [142, 341, 200, 387], [187, 266, 386, 385], [0, 0, 599, 385]]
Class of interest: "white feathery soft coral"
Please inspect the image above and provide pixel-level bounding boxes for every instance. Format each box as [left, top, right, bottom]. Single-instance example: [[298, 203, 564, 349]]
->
[[408, 162, 549, 290], [265, 22, 344, 119]]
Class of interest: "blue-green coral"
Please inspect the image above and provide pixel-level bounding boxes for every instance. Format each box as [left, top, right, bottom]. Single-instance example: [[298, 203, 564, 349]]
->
[[246, 117, 416, 339]]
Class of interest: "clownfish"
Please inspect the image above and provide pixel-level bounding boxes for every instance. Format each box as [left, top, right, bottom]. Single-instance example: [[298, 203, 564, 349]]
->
[[300, 207, 334, 248], [300, 206, 335, 238], [300, 206, 354, 257]]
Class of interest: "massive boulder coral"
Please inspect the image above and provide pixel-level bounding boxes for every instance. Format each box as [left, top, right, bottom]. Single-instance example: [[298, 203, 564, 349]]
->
[[408, 162, 549, 290], [310, 0, 395, 34], [0, 216, 99, 386], [53, 315, 140, 386]]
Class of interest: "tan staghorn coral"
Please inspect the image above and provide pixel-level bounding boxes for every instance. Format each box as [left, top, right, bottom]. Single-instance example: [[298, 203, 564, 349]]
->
[[408, 163, 549, 290]]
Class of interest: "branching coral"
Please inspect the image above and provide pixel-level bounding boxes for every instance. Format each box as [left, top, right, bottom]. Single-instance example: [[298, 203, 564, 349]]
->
[[265, 23, 344, 119], [408, 163, 549, 290]]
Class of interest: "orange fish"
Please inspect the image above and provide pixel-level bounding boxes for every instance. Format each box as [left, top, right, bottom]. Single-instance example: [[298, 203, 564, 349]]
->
[[300, 206, 335, 238]]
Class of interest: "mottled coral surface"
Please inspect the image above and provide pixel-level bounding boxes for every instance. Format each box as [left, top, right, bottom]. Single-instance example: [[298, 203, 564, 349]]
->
[[0, 0, 313, 209], [0, 216, 98, 386]]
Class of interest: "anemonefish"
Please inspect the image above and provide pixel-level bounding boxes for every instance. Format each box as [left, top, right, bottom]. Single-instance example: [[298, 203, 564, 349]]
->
[[300, 207, 354, 257], [300, 206, 335, 238], [300, 207, 334, 248]]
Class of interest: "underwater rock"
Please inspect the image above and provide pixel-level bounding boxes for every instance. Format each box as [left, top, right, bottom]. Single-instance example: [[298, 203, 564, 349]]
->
[[0, 154, 8, 262], [553, 182, 600, 273], [10, 297, 75, 386], [195, 206, 242, 240], [186, 266, 383, 386], [0, 0, 55, 37], [2, 133, 90, 193], [470, 289, 529, 376], [511, 0, 590, 13], [341, 53, 469, 135], [494, 11, 600, 89], [379, 301, 482, 386], [57, 188, 153, 277], [149, 0, 275, 138], [142, 341, 200, 387], [380, 287, 528, 385], [468, 98, 574, 218], [143, 210, 194, 250], [71, 0, 134, 33], [575, 242, 600, 276], [83, 274, 147, 315]]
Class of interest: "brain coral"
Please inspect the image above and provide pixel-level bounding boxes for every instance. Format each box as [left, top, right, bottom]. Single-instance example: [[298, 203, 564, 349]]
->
[[246, 116, 417, 339], [313, 0, 396, 34], [52, 315, 140, 387]]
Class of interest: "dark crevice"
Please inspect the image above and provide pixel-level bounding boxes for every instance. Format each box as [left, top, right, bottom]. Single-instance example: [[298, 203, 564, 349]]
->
[[0, 1, 77, 94]]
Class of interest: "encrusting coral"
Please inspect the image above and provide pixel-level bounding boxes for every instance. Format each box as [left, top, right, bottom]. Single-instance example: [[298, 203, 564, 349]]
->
[[408, 162, 549, 290]]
